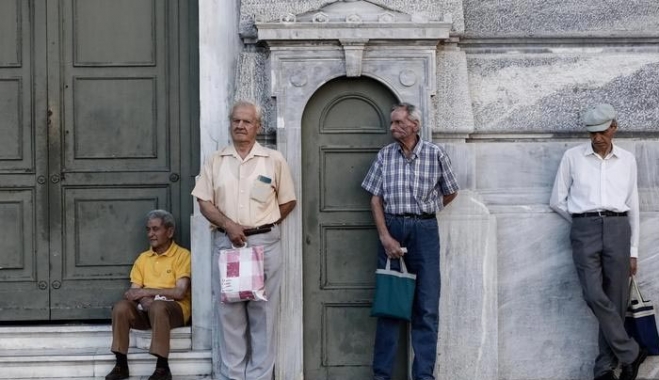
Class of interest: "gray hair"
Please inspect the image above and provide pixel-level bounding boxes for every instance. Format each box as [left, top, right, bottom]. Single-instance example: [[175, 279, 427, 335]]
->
[[146, 209, 176, 230], [231, 100, 263, 127], [393, 102, 422, 128]]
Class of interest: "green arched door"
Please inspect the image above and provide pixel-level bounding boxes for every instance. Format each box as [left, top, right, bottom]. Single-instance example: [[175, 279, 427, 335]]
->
[[302, 76, 408, 379]]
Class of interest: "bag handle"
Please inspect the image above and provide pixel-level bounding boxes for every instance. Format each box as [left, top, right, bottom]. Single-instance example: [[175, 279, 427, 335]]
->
[[384, 248, 409, 273], [629, 275, 648, 307]]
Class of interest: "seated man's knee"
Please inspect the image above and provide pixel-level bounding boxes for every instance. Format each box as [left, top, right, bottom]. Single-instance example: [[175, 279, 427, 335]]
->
[[112, 299, 135, 317], [148, 300, 169, 317]]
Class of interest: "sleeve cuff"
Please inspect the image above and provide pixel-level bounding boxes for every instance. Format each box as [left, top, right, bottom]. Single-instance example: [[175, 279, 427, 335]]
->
[[630, 247, 638, 258]]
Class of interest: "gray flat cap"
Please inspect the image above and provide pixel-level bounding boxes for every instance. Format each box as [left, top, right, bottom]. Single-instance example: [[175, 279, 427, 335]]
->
[[583, 103, 616, 132]]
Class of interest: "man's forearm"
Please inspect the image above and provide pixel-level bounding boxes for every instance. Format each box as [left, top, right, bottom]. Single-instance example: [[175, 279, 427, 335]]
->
[[370, 196, 390, 241], [278, 200, 296, 223], [443, 192, 458, 207], [198, 199, 234, 229], [137, 286, 187, 301]]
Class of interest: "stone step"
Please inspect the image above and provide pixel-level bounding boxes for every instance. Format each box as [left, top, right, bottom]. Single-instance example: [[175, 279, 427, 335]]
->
[[0, 324, 191, 351], [0, 348, 212, 379]]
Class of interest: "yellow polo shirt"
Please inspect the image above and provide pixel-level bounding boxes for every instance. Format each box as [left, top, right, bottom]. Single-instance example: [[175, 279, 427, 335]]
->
[[192, 142, 296, 227], [130, 242, 192, 323]]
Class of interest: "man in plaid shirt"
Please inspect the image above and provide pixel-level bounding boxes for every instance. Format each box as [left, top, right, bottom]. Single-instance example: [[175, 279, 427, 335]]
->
[[362, 102, 459, 380]]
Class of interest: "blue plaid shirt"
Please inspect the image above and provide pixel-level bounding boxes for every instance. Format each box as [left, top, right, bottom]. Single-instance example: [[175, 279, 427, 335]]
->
[[361, 138, 459, 215]]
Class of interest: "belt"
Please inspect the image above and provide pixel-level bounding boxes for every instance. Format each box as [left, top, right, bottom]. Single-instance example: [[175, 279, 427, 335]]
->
[[572, 211, 628, 218], [217, 223, 276, 236], [390, 213, 436, 220]]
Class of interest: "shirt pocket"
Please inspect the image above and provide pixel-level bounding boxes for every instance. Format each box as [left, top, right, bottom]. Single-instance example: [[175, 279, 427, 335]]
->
[[250, 175, 274, 204]]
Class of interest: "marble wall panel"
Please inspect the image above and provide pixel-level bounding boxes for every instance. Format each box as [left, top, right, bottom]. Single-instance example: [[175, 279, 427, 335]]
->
[[473, 140, 659, 379], [463, 0, 659, 37], [497, 212, 598, 380], [473, 141, 566, 191], [438, 191, 498, 380], [467, 50, 659, 133]]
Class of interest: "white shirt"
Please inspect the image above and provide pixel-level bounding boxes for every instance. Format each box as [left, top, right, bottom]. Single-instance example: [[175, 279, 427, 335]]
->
[[549, 143, 639, 258]]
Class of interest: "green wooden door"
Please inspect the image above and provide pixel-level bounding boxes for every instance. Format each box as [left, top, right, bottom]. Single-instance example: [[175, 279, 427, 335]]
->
[[302, 77, 409, 379], [0, 0, 195, 321], [0, 0, 50, 320]]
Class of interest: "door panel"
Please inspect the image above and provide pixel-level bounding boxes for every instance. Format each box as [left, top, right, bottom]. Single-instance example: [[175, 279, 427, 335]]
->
[[0, 0, 193, 321], [0, 0, 49, 321], [49, 0, 180, 319], [303, 77, 408, 379]]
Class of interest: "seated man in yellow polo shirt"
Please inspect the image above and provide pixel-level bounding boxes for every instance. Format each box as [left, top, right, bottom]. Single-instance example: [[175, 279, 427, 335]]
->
[[105, 209, 191, 380]]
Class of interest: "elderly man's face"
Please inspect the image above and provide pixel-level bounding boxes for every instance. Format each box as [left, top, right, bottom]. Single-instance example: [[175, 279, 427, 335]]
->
[[389, 107, 419, 142], [230, 105, 260, 144], [146, 218, 174, 253], [589, 123, 617, 154]]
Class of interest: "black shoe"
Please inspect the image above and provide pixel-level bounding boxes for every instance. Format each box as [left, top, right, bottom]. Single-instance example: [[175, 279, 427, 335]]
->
[[105, 365, 129, 380], [594, 370, 618, 380], [620, 348, 648, 380], [149, 366, 173, 380]]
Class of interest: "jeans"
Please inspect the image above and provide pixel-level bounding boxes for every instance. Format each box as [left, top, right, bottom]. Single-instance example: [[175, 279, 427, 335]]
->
[[372, 214, 441, 380]]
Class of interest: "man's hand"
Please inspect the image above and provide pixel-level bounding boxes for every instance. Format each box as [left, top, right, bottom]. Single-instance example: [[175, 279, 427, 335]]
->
[[139, 297, 154, 312], [124, 288, 146, 301], [224, 220, 248, 246], [630, 257, 638, 276], [381, 235, 405, 259]]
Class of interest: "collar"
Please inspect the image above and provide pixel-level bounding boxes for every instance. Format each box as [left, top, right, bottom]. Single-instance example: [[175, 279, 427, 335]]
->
[[220, 141, 270, 160], [147, 241, 179, 257], [583, 143, 619, 159], [396, 135, 423, 159]]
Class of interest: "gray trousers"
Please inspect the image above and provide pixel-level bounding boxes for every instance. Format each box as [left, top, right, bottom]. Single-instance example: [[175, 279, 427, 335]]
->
[[570, 215, 639, 377], [213, 225, 282, 380]]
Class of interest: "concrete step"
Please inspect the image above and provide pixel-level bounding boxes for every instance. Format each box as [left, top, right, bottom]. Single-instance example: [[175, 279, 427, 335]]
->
[[0, 324, 192, 351], [0, 348, 211, 379], [0, 325, 211, 379]]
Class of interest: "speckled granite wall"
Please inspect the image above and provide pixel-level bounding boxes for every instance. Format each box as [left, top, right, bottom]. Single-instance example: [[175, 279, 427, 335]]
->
[[463, 0, 659, 36], [467, 49, 659, 132]]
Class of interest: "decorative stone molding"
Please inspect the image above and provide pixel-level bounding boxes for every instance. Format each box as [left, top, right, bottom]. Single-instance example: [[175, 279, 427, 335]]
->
[[339, 39, 367, 77]]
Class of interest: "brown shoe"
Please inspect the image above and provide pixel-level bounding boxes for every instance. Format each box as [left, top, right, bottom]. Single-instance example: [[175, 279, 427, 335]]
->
[[148, 367, 172, 380], [105, 365, 129, 380]]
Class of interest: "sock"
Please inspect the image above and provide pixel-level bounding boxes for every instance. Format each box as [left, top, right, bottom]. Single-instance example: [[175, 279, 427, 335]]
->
[[114, 352, 128, 368], [156, 355, 169, 370]]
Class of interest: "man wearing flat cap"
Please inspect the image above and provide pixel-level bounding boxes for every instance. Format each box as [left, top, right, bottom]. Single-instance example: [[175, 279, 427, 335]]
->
[[550, 104, 646, 380]]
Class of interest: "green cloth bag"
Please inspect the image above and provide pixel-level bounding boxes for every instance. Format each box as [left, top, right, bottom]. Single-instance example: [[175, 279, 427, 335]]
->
[[371, 256, 417, 321]]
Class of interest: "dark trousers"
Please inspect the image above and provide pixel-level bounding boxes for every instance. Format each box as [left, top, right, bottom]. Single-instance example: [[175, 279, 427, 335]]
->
[[111, 299, 184, 358], [373, 215, 440, 380], [570, 215, 639, 376]]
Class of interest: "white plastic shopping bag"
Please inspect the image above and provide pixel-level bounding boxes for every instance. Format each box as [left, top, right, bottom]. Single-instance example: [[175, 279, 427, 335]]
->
[[218, 244, 267, 303]]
